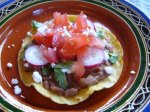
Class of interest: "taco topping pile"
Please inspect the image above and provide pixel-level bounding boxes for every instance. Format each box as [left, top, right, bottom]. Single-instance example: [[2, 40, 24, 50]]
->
[[20, 12, 121, 97]]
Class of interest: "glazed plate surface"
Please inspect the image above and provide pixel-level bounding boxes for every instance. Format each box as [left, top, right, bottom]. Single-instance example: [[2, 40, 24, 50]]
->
[[0, 0, 149, 111]]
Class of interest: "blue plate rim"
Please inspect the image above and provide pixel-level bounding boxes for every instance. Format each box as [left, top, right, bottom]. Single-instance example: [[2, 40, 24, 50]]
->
[[120, 0, 150, 26], [120, 0, 150, 111]]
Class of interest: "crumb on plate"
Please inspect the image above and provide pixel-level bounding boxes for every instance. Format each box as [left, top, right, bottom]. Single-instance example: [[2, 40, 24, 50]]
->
[[11, 78, 19, 85], [14, 85, 22, 95], [7, 63, 13, 68], [130, 70, 135, 74]]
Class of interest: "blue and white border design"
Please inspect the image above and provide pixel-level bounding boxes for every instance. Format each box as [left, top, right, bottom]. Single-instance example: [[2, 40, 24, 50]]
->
[[0, 0, 15, 8], [121, 0, 150, 25], [120, 1, 150, 111]]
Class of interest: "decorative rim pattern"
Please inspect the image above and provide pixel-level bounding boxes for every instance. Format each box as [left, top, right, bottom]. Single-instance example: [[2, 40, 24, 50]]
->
[[0, 0, 149, 111], [0, 0, 15, 9]]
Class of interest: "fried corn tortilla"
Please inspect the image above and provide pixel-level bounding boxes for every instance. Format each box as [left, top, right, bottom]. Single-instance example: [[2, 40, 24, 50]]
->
[[18, 15, 123, 105]]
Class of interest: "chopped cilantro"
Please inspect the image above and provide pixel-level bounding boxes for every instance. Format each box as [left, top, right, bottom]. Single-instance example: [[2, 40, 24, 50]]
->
[[109, 53, 118, 64], [20, 44, 28, 59], [32, 20, 42, 29], [54, 61, 73, 69], [20, 51, 25, 59], [97, 30, 104, 39], [54, 68, 68, 90], [41, 65, 53, 75], [24, 44, 28, 50], [42, 67, 50, 75], [53, 61, 72, 89]]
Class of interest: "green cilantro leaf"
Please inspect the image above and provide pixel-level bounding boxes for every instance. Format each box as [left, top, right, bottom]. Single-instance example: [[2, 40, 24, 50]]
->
[[41, 64, 53, 76], [42, 67, 50, 75], [32, 20, 42, 29], [109, 53, 118, 64], [54, 61, 73, 69], [54, 68, 68, 90], [97, 30, 104, 39], [20, 44, 28, 59]]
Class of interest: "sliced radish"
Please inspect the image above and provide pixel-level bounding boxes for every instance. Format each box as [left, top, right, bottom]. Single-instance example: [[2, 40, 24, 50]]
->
[[89, 36, 106, 49], [77, 47, 105, 68], [25, 45, 48, 66], [40, 45, 58, 63]]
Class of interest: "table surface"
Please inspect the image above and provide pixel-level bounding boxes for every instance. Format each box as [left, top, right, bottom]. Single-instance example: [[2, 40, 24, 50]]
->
[[125, 0, 150, 19], [0, 0, 149, 112]]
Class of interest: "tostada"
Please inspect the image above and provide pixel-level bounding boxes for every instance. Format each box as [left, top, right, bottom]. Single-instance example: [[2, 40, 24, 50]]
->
[[18, 12, 123, 105]]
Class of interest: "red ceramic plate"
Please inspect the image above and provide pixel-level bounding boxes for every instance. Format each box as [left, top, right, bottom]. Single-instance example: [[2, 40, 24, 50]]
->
[[0, 1, 149, 111]]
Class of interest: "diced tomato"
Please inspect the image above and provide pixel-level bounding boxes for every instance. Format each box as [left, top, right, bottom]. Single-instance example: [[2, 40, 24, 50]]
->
[[53, 12, 61, 26], [55, 34, 90, 60], [40, 45, 58, 63], [60, 38, 76, 56], [58, 38, 76, 60], [68, 23, 82, 33], [89, 36, 105, 49], [43, 29, 54, 47], [52, 35, 70, 60], [75, 12, 87, 29], [32, 32, 44, 44], [32, 30, 55, 47], [58, 51, 76, 61], [76, 46, 88, 55], [72, 34, 89, 49], [69, 12, 87, 33], [53, 12, 68, 26], [71, 61, 85, 82], [52, 34, 65, 49], [60, 13, 68, 26]]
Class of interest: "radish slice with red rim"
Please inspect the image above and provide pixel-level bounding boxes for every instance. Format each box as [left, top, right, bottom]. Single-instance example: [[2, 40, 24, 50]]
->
[[77, 47, 105, 68], [25, 45, 48, 66]]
